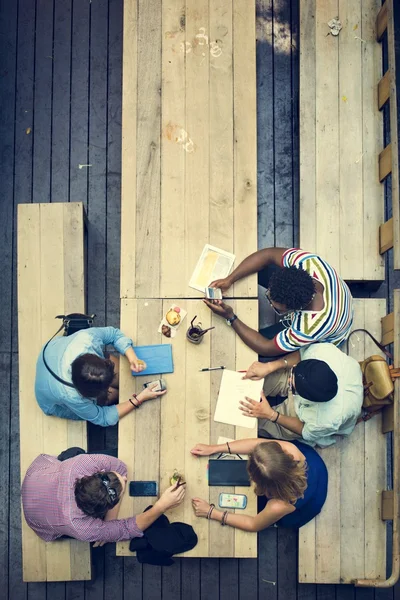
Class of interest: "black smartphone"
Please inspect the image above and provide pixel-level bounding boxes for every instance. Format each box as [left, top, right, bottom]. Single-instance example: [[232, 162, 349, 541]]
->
[[129, 481, 158, 497]]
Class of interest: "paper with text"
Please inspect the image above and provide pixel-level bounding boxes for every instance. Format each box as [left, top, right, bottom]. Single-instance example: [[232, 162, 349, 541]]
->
[[214, 370, 262, 428]]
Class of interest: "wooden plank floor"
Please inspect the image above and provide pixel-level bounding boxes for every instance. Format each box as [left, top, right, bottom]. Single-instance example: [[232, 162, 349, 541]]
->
[[1, 0, 400, 597], [300, 0, 385, 282]]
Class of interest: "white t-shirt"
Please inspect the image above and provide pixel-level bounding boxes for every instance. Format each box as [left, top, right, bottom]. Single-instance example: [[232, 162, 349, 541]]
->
[[294, 343, 363, 447]]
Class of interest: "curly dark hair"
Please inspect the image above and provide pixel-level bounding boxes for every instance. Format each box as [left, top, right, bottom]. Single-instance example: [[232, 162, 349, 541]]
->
[[74, 472, 122, 519], [269, 266, 315, 311]]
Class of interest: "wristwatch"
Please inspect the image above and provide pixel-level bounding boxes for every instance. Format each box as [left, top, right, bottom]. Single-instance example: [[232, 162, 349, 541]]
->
[[226, 314, 238, 326]]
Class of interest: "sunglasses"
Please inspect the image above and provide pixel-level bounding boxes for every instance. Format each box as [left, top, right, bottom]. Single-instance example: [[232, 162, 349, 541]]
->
[[264, 289, 288, 315], [99, 473, 118, 504]]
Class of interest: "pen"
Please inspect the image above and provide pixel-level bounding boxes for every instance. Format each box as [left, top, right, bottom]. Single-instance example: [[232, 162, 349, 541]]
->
[[199, 366, 225, 372]]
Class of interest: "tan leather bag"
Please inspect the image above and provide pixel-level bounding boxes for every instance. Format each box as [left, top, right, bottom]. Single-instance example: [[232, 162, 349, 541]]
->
[[360, 355, 394, 409], [348, 329, 400, 413]]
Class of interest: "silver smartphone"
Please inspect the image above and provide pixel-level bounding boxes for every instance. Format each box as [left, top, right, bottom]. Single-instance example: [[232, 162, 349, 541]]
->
[[205, 287, 223, 300], [143, 378, 166, 392]]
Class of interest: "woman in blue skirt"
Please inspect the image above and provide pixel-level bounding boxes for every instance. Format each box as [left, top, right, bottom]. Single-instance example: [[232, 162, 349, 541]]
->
[[191, 438, 327, 530]]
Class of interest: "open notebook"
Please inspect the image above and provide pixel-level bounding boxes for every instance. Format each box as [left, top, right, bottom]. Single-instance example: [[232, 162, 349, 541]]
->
[[214, 369, 263, 429]]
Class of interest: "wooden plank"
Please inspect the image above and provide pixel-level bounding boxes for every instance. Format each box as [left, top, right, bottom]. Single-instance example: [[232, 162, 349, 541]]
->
[[120, 0, 138, 299], [232, 0, 257, 298], [160, 299, 187, 526], [133, 300, 162, 515], [315, 0, 340, 272], [234, 300, 258, 559], [382, 403, 394, 433], [357, 301, 387, 581], [381, 311, 395, 346], [298, 518, 316, 583], [387, 0, 400, 269], [340, 302, 366, 582], [299, 0, 316, 255], [135, 0, 161, 298], [116, 299, 138, 556], [51, 0, 72, 204], [183, 300, 212, 557], [256, 0, 275, 250], [362, 0, 385, 280], [209, 0, 234, 256], [378, 70, 390, 109], [32, 0, 53, 205], [380, 218, 394, 254], [18, 204, 46, 582], [184, 0, 210, 295], [379, 143, 392, 181], [339, 0, 363, 280], [273, 0, 295, 249], [160, 0, 186, 297], [376, 1, 388, 40]]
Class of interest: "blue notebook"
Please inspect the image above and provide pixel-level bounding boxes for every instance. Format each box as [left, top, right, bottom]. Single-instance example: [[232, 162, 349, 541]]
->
[[132, 344, 174, 376]]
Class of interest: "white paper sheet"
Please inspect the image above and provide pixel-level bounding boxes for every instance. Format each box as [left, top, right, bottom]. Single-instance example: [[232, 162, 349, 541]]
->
[[189, 244, 235, 293], [214, 370, 262, 428]]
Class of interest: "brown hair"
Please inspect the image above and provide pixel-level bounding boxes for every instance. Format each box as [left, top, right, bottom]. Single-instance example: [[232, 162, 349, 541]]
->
[[247, 442, 307, 504], [74, 472, 122, 519], [71, 353, 115, 400]]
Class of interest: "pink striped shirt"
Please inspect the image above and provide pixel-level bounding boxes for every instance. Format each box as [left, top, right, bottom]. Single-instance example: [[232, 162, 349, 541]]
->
[[21, 454, 143, 543]]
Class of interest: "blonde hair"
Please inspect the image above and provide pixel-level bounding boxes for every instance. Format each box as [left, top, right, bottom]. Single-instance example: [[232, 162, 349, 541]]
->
[[247, 442, 307, 504]]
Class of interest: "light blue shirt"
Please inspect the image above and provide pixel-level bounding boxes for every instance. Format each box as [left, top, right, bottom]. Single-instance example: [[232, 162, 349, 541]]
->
[[295, 343, 363, 447], [35, 327, 133, 427]]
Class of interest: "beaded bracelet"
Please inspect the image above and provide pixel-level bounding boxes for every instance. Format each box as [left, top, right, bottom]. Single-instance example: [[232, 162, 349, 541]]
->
[[221, 510, 228, 526], [207, 503, 215, 520]]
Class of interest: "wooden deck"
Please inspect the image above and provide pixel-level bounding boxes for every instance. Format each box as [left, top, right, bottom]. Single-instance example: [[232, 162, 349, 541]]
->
[[1, 0, 400, 597]]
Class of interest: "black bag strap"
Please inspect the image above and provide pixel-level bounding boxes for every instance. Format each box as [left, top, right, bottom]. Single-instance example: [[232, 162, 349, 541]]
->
[[42, 317, 75, 388], [346, 328, 393, 361]]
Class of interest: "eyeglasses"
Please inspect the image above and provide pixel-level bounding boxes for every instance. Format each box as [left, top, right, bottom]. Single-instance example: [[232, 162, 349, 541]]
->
[[265, 289, 288, 316], [99, 474, 118, 504]]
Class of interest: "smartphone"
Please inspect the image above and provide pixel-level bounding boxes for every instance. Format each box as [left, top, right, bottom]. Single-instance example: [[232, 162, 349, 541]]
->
[[143, 378, 166, 392], [218, 492, 247, 510], [129, 481, 158, 497], [205, 287, 222, 300]]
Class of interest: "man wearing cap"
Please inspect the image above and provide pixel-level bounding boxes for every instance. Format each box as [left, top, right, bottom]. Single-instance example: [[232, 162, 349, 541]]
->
[[239, 342, 363, 448]]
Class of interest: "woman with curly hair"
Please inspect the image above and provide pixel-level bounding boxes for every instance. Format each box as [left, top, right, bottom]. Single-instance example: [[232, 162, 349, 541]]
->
[[191, 438, 327, 530], [203, 247, 353, 357]]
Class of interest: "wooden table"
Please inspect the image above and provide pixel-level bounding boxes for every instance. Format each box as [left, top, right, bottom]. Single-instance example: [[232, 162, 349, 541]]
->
[[117, 298, 258, 558]]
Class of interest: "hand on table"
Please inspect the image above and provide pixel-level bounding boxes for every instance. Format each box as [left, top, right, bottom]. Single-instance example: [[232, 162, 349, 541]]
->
[[190, 443, 215, 457], [158, 484, 186, 511], [239, 390, 276, 420], [130, 358, 147, 373], [137, 384, 166, 404], [202, 299, 234, 319], [242, 361, 277, 381], [192, 497, 211, 518], [208, 277, 232, 294], [92, 540, 106, 548]]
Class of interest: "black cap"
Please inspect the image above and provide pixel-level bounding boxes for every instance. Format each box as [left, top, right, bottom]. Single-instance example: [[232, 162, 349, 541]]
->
[[293, 359, 338, 402]]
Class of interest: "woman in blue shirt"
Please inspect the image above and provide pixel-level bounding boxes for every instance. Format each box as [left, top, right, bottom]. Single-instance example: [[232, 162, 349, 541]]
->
[[190, 437, 327, 530], [35, 327, 165, 427]]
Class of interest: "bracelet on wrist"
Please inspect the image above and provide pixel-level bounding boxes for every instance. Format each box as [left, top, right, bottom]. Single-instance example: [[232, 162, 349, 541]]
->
[[221, 510, 229, 526], [226, 441, 231, 454], [129, 395, 140, 408], [207, 504, 215, 520], [271, 411, 279, 423]]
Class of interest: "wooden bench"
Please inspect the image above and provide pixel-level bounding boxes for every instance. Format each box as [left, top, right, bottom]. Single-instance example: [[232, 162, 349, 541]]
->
[[299, 297, 400, 588], [116, 298, 258, 558], [300, 0, 385, 281], [17, 203, 91, 582]]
